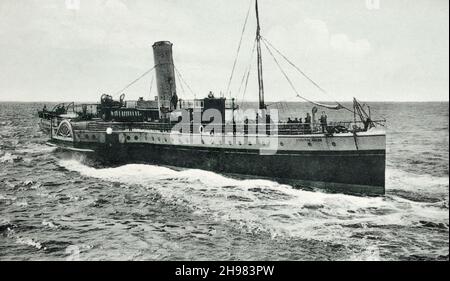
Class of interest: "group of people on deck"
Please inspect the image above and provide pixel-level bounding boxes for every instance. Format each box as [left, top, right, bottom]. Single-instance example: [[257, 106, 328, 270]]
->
[[287, 113, 312, 125], [42, 104, 67, 115], [286, 111, 328, 133]]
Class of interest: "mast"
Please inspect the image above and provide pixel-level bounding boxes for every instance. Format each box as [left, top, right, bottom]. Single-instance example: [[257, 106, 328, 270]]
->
[[255, 0, 265, 109]]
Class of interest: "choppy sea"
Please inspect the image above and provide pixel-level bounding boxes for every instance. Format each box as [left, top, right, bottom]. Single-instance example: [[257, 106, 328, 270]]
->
[[0, 102, 448, 260]]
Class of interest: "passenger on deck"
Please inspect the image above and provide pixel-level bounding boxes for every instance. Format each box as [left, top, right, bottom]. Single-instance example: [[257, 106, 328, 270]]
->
[[320, 111, 328, 133], [294, 117, 299, 123], [171, 93, 179, 109], [304, 113, 312, 134], [287, 117, 293, 123], [305, 113, 311, 124], [42, 105, 47, 112], [298, 117, 304, 133], [244, 118, 249, 135]]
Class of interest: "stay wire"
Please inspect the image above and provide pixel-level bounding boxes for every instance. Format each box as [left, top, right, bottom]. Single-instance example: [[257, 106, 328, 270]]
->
[[237, 38, 257, 99], [174, 66, 197, 99], [225, 0, 253, 97], [174, 66, 187, 97], [113, 65, 156, 96], [148, 73, 154, 98], [262, 37, 356, 114], [261, 39, 316, 105]]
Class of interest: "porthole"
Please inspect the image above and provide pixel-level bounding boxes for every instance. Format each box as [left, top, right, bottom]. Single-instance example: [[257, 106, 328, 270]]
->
[[238, 142, 242, 146], [134, 136, 139, 140], [92, 135, 96, 139], [280, 142, 284, 146], [332, 142, 336, 147], [249, 142, 252, 146], [85, 134, 89, 139], [308, 142, 312, 146], [126, 135, 131, 141], [152, 136, 155, 141]]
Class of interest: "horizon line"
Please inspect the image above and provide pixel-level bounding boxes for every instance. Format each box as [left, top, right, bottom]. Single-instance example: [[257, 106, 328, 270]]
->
[[0, 100, 448, 103]]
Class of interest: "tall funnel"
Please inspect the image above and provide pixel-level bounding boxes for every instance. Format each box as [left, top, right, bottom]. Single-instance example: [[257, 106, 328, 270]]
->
[[152, 41, 177, 119]]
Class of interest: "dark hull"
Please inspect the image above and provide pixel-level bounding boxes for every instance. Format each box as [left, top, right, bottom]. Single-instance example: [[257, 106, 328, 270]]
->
[[53, 140, 386, 196]]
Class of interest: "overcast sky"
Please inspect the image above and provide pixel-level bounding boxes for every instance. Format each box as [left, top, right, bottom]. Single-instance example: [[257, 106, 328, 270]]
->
[[0, 0, 448, 102]]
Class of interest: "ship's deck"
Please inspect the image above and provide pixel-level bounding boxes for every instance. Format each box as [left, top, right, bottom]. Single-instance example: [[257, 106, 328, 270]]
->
[[65, 119, 385, 136]]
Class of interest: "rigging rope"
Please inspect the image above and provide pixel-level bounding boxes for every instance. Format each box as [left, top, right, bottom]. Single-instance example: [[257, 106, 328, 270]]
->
[[112, 65, 156, 96], [225, 0, 253, 97], [262, 37, 351, 110], [174, 66, 197, 99], [261, 37, 331, 95], [237, 38, 257, 98], [174, 65, 187, 97], [261, 37, 357, 112], [240, 65, 252, 108], [148, 73, 154, 98], [261, 39, 338, 109]]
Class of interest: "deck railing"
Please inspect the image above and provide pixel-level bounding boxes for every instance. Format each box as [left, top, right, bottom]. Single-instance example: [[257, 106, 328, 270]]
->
[[82, 119, 386, 135]]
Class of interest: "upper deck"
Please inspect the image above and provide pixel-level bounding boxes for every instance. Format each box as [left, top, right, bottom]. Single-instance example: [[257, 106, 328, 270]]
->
[[40, 116, 385, 137], [38, 95, 386, 138]]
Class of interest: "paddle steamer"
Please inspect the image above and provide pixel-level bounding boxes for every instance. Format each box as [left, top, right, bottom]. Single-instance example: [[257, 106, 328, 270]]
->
[[38, 0, 386, 195]]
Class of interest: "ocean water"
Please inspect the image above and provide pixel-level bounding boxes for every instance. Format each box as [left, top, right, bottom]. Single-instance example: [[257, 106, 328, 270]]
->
[[0, 102, 448, 261]]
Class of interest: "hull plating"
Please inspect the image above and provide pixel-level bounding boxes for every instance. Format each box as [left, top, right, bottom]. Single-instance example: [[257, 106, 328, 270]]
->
[[51, 138, 386, 195]]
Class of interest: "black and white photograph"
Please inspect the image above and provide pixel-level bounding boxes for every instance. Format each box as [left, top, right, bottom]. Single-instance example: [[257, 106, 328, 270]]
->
[[0, 0, 448, 269]]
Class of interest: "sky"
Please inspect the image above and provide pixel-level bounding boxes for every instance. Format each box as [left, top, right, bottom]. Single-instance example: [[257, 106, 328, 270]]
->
[[0, 0, 448, 102]]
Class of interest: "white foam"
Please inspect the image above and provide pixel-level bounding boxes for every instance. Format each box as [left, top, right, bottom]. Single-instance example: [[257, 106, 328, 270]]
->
[[13, 201, 28, 207], [15, 144, 57, 154], [42, 220, 57, 228], [387, 168, 449, 192], [348, 245, 381, 261], [0, 194, 16, 201], [16, 237, 43, 250], [0, 152, 20, 163], [59, 159, 449, 243]]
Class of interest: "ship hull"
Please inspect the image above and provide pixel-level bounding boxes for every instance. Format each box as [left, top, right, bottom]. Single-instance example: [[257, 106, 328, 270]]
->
[[45, 118, 386, 195], [51, 139, 386, 195]]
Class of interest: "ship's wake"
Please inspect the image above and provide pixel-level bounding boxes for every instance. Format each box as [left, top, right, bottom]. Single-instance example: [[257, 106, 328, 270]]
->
[[59, 159, 449, 260]]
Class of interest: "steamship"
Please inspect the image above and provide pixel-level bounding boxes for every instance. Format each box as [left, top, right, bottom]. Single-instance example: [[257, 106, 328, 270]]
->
[[38, 0, 386, 195]]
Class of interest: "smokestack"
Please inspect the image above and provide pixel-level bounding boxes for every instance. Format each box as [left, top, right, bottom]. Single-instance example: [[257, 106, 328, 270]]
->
[[152, 41, 177, 119]]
